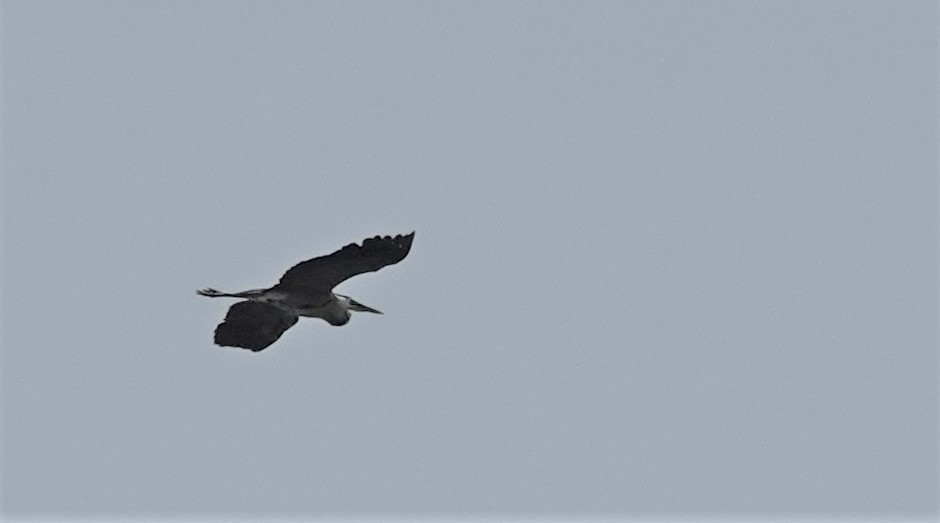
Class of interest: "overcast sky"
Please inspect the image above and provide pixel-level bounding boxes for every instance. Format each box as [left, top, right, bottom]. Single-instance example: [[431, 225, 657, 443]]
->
[[2, 1, 937, 521]]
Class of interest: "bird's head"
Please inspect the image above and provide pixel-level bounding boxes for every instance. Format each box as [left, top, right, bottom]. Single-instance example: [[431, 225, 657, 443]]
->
[[336, 294, 383, 315]]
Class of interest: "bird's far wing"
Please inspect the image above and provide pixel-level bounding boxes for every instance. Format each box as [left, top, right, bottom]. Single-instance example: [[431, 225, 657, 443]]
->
[[276, 232, 415, 292], [213, 301, 298, 352]]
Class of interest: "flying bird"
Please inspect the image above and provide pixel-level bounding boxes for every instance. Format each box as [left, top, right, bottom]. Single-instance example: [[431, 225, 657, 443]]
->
[[197, 232, 415, 352]]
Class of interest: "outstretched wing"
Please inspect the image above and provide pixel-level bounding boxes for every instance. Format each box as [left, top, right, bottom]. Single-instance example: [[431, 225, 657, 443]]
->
[[275, 232, 415, 294], [213, 301, 298, 352]]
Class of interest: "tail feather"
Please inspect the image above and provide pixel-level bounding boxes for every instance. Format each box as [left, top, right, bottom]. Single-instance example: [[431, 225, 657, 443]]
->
[[197, 288, 228, 297], [197, 287, 269, 299]]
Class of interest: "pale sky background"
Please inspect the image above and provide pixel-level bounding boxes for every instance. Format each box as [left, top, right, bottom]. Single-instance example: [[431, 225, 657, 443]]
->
[[2, 0, 937, 521]]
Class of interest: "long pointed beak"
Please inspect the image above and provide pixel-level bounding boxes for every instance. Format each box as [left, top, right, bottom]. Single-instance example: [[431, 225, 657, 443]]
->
[[348, 299, 383, 314]]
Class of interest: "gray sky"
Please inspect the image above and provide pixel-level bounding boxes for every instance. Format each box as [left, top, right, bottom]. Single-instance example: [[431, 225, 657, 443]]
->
[[2, 0, 937, 520]]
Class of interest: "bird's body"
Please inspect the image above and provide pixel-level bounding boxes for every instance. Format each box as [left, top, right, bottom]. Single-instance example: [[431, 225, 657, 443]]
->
[[197, 232, 414, 351]]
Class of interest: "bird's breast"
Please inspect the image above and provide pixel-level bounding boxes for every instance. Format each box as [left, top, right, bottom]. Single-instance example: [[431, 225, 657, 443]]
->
[[295, 297, 350, 325]]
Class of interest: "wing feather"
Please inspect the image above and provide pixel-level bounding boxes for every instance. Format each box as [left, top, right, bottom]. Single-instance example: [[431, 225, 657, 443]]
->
[[214, 301, 298, 352], [275, 232, 415, 295]]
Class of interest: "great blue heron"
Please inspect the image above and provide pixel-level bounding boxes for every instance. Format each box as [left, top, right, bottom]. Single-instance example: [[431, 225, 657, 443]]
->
[[197, 232, 415, 351]]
